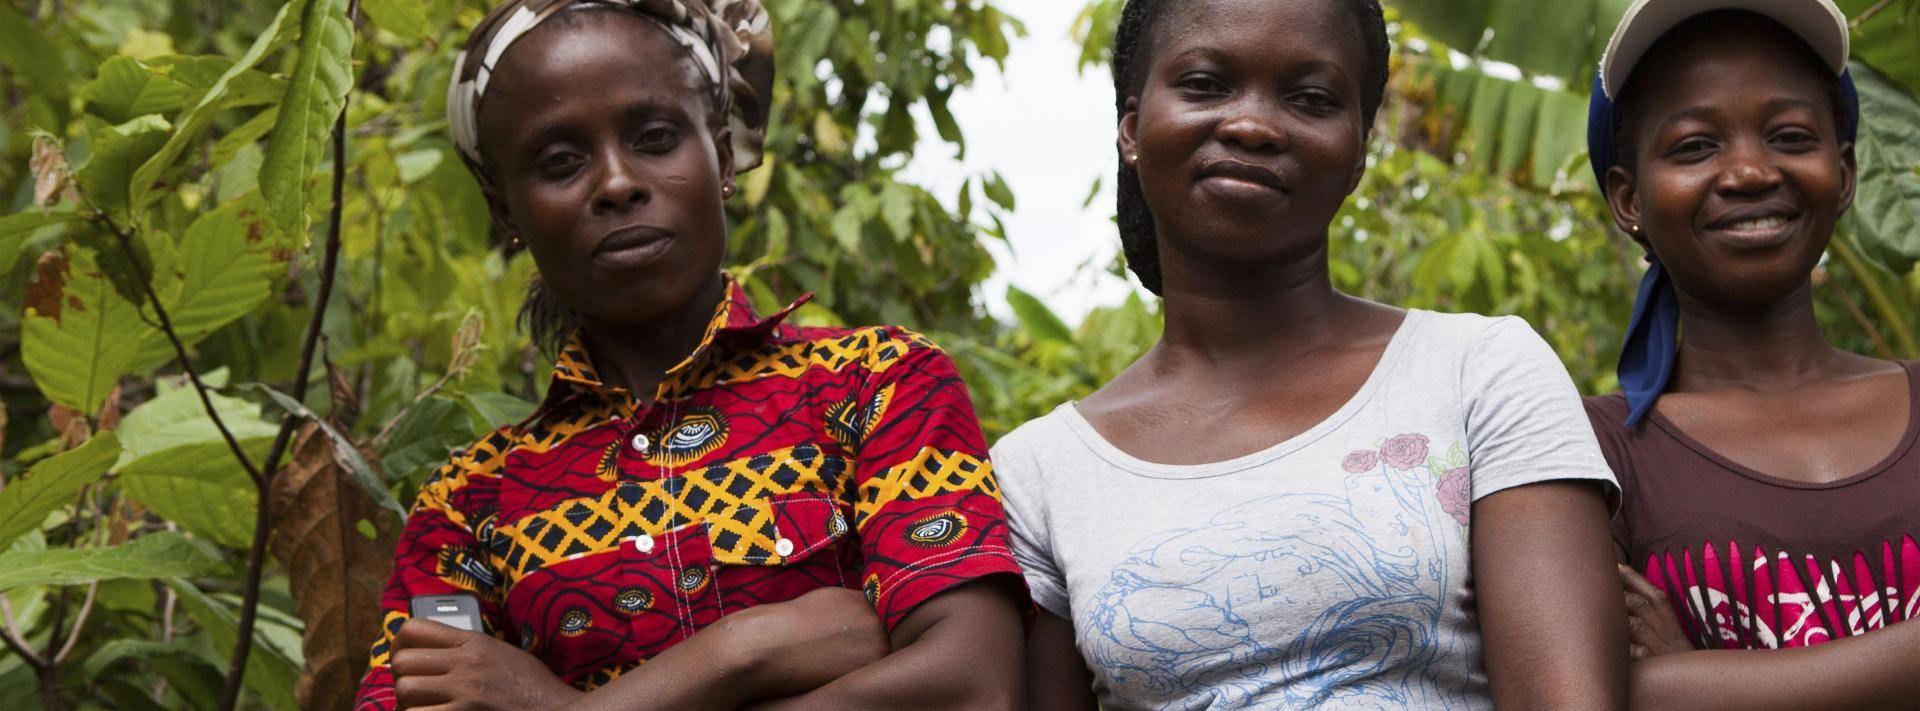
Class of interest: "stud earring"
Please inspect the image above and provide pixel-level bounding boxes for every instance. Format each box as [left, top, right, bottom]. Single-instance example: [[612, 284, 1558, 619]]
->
[[1130, 153, 1140, 164], [1630, 224, 1641, 233], [508, 235, 523, 249], [721, 183, 736, 198]]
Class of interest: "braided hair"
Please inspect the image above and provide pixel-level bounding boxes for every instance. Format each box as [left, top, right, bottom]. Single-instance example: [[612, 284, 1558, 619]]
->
[[1111, 0, 1391, 294]]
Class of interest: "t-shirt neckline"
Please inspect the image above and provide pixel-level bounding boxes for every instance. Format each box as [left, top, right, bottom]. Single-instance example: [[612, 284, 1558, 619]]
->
[[1645, 360, 1920, 491], [1058, 309, 1425, 480]]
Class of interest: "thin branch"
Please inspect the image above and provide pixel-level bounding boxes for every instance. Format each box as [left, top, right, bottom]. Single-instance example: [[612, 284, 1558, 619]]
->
[[0, 595, 45, 670], [100, 218, 268, 488], [218, 3, 360, 707], [50, 582, 98, 665], [1852, 0, 1897, 28]]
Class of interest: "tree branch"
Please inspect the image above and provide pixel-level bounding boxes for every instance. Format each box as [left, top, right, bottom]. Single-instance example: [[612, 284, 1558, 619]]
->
[[218, 3, 360, 707], [100, 219, 267, 488], [0, 595, 45, 670], [1852, 0, 1897, 28]]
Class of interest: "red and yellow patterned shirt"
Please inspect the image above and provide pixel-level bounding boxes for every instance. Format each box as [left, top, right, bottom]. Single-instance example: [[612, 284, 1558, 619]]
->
[[353, 280, 1021, 709]]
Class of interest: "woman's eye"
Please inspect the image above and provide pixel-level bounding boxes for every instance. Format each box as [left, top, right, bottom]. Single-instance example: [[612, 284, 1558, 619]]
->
[[1772, 129, 1819, 148], [634, 126, 680, 151], [538, 152, 583, 177], [1668, 137, 1716, 159], [1176, 74, 1228, 95], [1291, 90, 1338, 111]]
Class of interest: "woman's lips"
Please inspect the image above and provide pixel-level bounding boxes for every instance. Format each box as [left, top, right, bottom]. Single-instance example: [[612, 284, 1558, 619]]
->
[[1699, 212, 1803, 251], [593, 225, 676, 268]]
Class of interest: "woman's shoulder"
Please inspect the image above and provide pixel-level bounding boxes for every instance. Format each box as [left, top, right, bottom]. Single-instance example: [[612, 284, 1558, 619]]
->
[[991, 403, 1081, 462]]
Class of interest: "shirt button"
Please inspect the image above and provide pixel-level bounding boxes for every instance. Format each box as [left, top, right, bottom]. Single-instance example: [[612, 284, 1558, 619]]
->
[[630, 433, 651, 453], [631, 534, 655, 554], [774, 538, 795, 557]]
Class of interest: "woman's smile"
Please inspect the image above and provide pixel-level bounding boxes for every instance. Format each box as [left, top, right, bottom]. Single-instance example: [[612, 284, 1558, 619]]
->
[[1697, 204, 1804, 251], [1194, 158, 1292, 205]]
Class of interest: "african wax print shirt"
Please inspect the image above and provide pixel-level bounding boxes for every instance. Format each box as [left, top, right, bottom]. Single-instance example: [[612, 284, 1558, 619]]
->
[[352, 279, 1020, 710]]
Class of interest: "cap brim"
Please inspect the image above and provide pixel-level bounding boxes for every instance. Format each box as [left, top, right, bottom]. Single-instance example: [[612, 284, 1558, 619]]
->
[[1601, 0, 1850, 98]]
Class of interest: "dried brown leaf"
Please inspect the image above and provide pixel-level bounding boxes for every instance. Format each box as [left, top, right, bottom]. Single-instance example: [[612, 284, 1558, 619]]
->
[[269, 423, 401, 710], [30, 136, 72, 208], [26, 250, 70, 322]]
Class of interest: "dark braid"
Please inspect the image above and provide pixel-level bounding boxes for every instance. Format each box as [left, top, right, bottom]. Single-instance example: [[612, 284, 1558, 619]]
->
[[1111, 0, 1391, 295]]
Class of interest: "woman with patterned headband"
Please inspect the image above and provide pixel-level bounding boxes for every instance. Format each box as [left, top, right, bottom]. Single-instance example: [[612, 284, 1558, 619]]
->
[[1584, 0, 1920, 706], [351, 2, 1025, 708]]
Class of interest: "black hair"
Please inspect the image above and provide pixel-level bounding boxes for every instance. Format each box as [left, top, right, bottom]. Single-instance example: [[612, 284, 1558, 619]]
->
[[485, 4, 726, 356], [1611, 9, 1848, 175], [1111, 0, 1391, 295]]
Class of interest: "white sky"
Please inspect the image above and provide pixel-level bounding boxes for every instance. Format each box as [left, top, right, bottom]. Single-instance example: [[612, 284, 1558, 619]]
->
[[899, 3, 1142, 324]]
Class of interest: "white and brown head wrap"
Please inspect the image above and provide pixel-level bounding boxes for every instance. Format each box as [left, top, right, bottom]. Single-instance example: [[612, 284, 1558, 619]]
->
[[447, 0, 774, 174]]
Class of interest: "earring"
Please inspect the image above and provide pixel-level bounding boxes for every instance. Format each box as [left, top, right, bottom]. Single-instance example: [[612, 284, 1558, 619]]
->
[[1130, 153, 1140, 164], [508, 234, 523, 249], [1630, 224, 1641, 233], [722, 183, 736, 198]]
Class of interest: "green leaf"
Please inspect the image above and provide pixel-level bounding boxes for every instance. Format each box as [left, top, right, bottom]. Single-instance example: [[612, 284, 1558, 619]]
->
[[378, 396, 478, 485], [0, 4, 72, 102], [984, 171, 1017, 211], [1840, 0, 1920, 96], [463, 391, 536, 430], [252, 384, 405, 519], [0, 434, 121, 551], [0, 532, 222, 592], [831, 205, 864, 253], [77, 115, 173, 220], [167, 580, 301, 711], [129, 1, 299, 214], [1006, 286, 1074, 345], [21, 244, 158, 413], [81, 57, 190, 124], [361, 0, 430, 40], [260, 0, 356, 239], [116, 386, 278, 548], [0, 211, 79, 273], [130, 195, 290, 371], [1847, 61, 1920, 271]]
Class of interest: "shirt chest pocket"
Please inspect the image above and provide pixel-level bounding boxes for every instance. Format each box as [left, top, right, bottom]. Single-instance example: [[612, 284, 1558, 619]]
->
[[703, 490, 853, 603]]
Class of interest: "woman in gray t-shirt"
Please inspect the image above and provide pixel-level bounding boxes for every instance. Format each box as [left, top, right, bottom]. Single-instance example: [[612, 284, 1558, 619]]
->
[[993, 0, 1626, 708]]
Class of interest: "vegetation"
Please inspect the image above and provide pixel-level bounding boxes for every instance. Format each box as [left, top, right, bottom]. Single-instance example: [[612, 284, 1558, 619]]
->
[[0, 0, 1913, 708]]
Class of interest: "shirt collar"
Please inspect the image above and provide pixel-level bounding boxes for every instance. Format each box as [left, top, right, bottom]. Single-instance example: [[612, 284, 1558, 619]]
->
[[547, 276, 811, 399]]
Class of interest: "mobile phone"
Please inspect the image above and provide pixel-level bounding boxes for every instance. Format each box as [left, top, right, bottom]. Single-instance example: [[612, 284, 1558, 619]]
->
[[410, 593, 483, 632]]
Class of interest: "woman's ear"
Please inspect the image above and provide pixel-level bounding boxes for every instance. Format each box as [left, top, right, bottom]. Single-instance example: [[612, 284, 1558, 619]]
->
[[1605, 165, 1647, 248], [1117, 96, 1141, 168], [1837, 141, 1857, 218], [713, 125, 737, 197], [480, 177, 522, 247]]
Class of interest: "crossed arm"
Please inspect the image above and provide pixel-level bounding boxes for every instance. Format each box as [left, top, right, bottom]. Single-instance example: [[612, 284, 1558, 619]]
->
[[388, 577, 1022, 710]]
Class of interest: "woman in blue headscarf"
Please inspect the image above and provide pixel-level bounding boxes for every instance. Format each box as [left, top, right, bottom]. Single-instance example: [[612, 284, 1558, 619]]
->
[[1584, 0, 1920, 706]]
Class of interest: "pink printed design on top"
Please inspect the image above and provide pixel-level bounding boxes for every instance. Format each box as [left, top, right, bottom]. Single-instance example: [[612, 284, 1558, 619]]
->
[[1380, 434, 1431, 470], [1643, 534, 1920, 649], [1434, 467, 1471, 526], [1341, 450, 1379, 473]]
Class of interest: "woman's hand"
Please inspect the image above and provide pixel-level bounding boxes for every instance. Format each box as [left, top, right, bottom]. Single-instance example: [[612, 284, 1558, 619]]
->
[[1618, 563, 1696, 660], [720, 586, 891, 699], [391, 619, 583, 710]]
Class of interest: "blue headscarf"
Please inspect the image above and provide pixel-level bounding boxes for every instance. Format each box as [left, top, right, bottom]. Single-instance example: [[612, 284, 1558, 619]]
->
[[1588, 70, 1860, 428]]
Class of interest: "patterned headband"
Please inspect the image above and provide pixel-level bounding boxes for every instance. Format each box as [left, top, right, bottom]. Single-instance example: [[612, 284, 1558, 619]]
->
[[447, 0, 773, 174]]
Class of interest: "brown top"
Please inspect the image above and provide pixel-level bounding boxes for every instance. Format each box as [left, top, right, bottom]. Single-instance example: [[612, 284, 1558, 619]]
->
[[1584, 361, 1920, 649]]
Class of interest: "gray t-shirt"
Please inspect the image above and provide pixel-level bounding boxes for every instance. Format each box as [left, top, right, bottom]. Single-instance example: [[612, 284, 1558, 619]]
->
[[993, 310, 1619, 710]]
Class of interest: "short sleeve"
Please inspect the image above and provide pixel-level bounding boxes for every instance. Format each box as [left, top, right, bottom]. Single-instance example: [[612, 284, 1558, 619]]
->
[[353, 435, 514, 711], [848, 330, 1024, 631], [1583, 395, 1635, 556], [989, 423, 1071, 619], [1459, 317, 1621, 511]]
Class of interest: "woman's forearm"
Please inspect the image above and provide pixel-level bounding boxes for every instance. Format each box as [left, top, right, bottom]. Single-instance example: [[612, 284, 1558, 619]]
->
[[562, 615, 760, 711], [754, 580, 1024, 711], [1630, 620, 1920, 710]]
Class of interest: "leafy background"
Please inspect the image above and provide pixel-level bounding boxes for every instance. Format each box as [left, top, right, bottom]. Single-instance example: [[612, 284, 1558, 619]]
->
[[0, 0, 1914, 708]]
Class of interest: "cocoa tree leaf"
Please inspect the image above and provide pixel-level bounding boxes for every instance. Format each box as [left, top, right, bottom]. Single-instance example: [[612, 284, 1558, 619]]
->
[[251, 384, 405, 518], [259, 0, 354, 239], [115, 384, 277, 547], [0, 433, 120, 550], [166, 579, 302, 711], [0, 532, 223, 591], [21, 245, 160, 413], [269, 424, 399, 711]]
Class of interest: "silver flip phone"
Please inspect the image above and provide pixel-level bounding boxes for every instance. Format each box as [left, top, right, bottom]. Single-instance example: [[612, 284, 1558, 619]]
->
[[410, 593, 484, 632]]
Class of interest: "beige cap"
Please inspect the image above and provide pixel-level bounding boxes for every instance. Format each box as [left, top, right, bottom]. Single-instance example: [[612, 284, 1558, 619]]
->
[[1600, 0, 1850, 98]]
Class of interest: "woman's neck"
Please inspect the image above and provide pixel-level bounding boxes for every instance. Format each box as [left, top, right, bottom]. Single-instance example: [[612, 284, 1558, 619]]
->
[[1153, 235, 1363, 368], [1671, 279, 1844, 393], [577, 272, 728, 398]]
